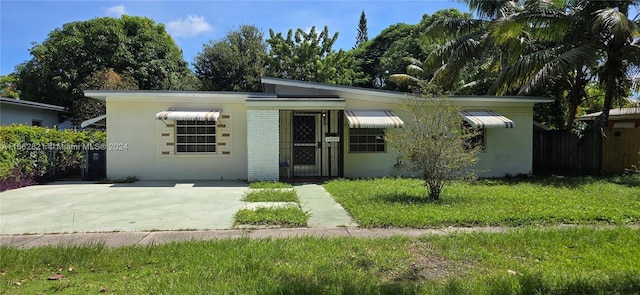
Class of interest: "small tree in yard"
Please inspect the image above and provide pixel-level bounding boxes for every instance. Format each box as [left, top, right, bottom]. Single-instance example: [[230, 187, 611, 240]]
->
[[386, 96, 482, 200]]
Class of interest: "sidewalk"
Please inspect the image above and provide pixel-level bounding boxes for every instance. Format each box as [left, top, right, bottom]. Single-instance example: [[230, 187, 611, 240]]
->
[[0, 226, 509, 249]]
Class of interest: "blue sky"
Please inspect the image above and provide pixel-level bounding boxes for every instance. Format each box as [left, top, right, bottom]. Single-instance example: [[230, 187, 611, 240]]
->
[[0, 0, 467, 75]]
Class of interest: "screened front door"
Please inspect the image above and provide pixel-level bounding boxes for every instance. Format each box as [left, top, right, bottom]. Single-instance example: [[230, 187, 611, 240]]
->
[[292, 113, 321, 176]]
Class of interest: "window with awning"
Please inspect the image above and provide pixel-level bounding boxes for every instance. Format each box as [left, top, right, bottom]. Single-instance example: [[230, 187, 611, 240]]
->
[[155, 110, 220, 121], [460, 111, 514, 128], [345, 110, 404, 128]]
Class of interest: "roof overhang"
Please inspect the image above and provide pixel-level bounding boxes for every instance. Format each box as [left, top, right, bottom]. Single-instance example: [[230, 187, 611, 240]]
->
[[0, 97, 65, 112], [260, 77, 555, 104], [80, 114, 106, 128], [83, 90, 274, 104], [246, 97, 346, 110]]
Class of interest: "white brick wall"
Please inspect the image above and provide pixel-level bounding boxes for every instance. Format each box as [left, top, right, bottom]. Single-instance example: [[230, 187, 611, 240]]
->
[[247, 109, 280, 181]]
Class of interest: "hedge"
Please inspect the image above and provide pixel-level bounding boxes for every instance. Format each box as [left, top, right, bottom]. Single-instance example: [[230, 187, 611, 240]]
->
[[0, 125, 105, 191]]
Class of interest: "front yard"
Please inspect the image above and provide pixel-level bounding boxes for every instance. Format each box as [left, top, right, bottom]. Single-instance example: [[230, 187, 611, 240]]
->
[[2, 176, 639, 294], [2, 227, 639, 294], [323, 176, 640, 228]]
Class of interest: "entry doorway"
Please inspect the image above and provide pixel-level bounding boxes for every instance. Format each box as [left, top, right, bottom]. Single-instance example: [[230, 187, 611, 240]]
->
[[279, 110, 343, 180], [292, 113, 321, 176]]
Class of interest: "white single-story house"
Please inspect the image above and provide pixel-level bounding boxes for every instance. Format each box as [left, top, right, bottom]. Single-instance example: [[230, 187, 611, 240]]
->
[[0, 96, 65, 127], [84, 77, 552, 181]]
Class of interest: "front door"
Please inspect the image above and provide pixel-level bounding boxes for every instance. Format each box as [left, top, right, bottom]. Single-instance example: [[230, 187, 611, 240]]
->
[[292, 113, 321, 177]]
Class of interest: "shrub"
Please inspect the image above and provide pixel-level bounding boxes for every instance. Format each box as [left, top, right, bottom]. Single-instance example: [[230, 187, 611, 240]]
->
[[0, 125, 105, 191]]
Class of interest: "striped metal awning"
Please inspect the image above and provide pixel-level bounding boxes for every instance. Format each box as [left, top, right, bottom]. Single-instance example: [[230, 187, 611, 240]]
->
[[155, 110, 220, 121], [461, 111, 514, 128], [345, 110, 404, 128]]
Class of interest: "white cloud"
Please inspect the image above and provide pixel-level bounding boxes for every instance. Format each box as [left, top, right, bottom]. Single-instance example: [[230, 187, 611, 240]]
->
[[103, 5, 127, 17], [166, 15, 214, 38]]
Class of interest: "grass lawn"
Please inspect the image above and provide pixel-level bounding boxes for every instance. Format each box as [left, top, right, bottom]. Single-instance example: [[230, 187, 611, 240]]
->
[[1, 227, 639, 294], [242, 189, 299, 202], [234, 205, 309, 227], [323, 176, 640, 228]]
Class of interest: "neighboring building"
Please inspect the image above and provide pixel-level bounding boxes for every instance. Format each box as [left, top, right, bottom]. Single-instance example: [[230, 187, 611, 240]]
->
[[85, 77, 553, 182], [577, 107, 640, 128], [0, 96, 65, 127]]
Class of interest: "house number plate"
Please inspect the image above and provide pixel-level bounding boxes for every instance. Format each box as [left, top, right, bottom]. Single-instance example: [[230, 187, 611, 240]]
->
[[325, 136, 340, 142]]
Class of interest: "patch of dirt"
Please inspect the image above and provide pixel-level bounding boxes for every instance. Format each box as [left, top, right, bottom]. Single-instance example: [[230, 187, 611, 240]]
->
[[391, 241, 474, 282]]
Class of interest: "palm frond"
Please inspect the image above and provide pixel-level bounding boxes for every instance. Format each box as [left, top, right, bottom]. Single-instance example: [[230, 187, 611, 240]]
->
[[388, 74, 421, 87], [406, 64, 424, 77]]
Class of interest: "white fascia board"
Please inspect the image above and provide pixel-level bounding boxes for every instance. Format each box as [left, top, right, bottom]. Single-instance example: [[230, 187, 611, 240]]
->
[[246, 99, 346, 110], [84, 90, 274, 103]]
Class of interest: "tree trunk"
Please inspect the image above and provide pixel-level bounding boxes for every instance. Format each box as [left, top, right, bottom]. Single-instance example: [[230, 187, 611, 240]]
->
[[602, 53, 621, 128], [565, 70, 588, 130]]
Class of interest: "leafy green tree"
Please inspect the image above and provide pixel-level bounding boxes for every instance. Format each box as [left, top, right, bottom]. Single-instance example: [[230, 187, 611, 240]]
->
[[0, 74, 20, 98], [492, 0, 640, 126], [73, 68, 139, 124], [266, 26, 362, 85], [386, 94, 482, 200], [193, 25, 267, 92], [14, 16, 196, 116], [354, 10, 368, 48], [354, 9, 471, 90], [488, 0, 640, 129], [352, 23, 418, 89]]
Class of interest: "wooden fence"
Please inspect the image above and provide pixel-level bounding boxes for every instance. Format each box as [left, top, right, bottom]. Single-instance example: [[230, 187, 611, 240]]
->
[[533, 128, 640, 175], [602, 128, 640, 174], [533, 130, 602, 175]]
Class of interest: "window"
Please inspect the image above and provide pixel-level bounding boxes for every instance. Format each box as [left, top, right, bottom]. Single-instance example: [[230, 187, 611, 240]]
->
[[175, 120, 216, 153], [462, 121, 485, 151], [349, 128, 385, 152], [31, 120, 42, 127]]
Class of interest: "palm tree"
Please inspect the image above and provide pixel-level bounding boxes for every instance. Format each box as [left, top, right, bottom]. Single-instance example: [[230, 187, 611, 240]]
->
[[492, 0, 640, 127], [421, 0, 524, 92]]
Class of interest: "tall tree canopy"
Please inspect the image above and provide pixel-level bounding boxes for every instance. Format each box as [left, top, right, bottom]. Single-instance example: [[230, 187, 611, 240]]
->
[[352, 23, 419, 89], [193, 25, 267, 92], [492, 0, 640, 127], [353, 9, 471, 90], [0, 74, 19, 98], [73, 68, 139, 123], [354, 10, 369, 48], [15, 15, 197, 116], [265, 26, 362, 85]]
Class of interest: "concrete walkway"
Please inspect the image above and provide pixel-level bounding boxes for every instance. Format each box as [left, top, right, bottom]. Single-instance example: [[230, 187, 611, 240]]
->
[[296, 184, 356, 227]]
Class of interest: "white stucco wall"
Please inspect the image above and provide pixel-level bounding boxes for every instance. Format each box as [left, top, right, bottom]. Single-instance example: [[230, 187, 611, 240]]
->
[[342, 97, 535, 178], [247, 109, 280, 181], [105, 100, 248, 180], [0, 104, 60, 127]]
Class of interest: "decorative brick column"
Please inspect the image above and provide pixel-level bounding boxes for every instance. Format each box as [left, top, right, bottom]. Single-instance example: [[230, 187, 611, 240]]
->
[[247, 109, 279, 181]]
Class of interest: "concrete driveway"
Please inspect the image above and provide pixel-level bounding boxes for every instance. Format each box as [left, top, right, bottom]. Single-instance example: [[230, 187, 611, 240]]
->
[[0, 181, 249, 235]]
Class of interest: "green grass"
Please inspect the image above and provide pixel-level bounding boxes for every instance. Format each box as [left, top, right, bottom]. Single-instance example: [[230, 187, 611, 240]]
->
[[323, 176, 640, 228], [242, 189, 299, 202], [1, 227, 639, 294], [249, 181, 293, 189], [234, 205, 309, 227]]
